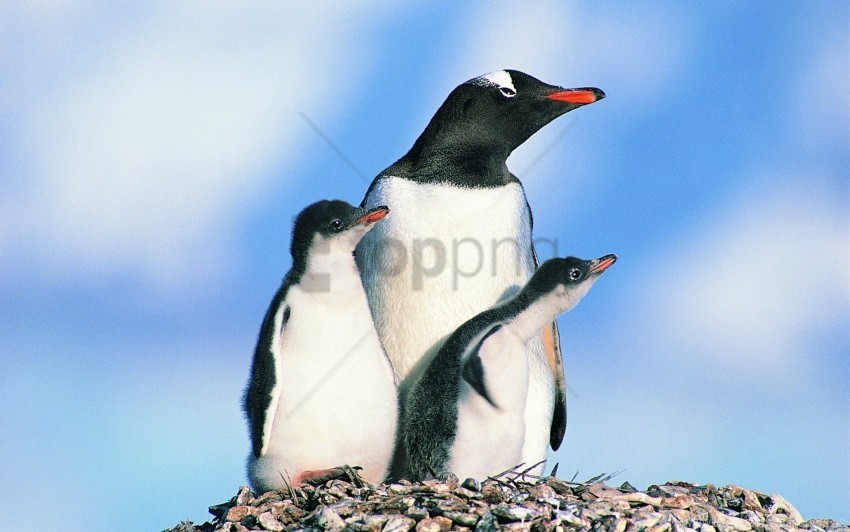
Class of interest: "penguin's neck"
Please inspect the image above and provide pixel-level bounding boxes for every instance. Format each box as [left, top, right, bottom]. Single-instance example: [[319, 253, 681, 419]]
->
[[299, 240, 364, 300], [498, 289, 571, 343], [402, 139, 514, 187]]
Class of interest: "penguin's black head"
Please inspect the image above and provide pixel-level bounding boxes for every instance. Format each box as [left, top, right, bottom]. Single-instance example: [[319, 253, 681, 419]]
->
[[525, 254, 617, 309], [410, 70, 605, 162], [290, 200, 389, 264]]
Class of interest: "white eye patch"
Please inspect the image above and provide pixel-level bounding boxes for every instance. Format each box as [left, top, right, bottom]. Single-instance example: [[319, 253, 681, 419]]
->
[[471, 70, 517, 97]]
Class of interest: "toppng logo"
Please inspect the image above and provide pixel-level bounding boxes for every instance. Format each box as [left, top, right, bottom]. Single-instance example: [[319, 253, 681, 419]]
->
[[306, 234, 560, 293]]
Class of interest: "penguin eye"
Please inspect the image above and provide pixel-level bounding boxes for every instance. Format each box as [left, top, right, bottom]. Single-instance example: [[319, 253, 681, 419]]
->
[[329, 219, 343, 231], [569, 268, 582, 281], [498, 86, 517, 98]]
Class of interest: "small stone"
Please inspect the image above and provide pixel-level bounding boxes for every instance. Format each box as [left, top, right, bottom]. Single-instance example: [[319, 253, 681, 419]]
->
[[253, 490, 283, 506], [767, 513, 789, 525], [361, 515, 392, 531], [527, 483, 557, 500], [461, 478, 481, 492], [631, 512, 662, 529], [433, 515, 453, 530], [481, 484, 507, 504], [502, 523, 534, 531], [316, 507, 346, 531], [767, 493, 804, 526], [665, 508, 692, 524], [415, 517, 442, 532], [440, 473, 460, 487], [235, 486, 253, 506], [511, 491, 531, 502], [383, 516, 417, 532], [589, 483, 624, 499], [225, 506, 257, 523], [544, 477, 575, 496], [474, 511, 498, 532], [738, 510, 764, 524], [490, 504, 539, 522], [619, 481, 638, 493], [426, 482, 452, 495], [740, 490, 763, 512], [283, 503, 307, 521], [662, 494, 694, 509], [579, 490, 597, 502], [400, 496, 416, 508], [258, 511, 284, 532], [616, 492, 663, 507], [537, 497, 563, 509], [405, 507, 429, 520], [240, 514, 259, 529], [709, 508, 752, 531], [347, 523, 378, 532], [454, 487, 483, 499], [443, 511, 479, 527], [554, 509, 589, 528], [337, 505, 355, 519]]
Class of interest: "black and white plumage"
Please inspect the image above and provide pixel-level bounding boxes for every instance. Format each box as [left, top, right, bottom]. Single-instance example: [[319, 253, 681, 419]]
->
[[355, 70, 605, 474], [243, 200, 397, 491], [401, 254, 617, 481]]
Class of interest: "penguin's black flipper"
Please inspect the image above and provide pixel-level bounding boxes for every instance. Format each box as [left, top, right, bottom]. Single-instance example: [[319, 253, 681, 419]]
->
[[461, 324, 503, 408], [243, 288, 291, 459]]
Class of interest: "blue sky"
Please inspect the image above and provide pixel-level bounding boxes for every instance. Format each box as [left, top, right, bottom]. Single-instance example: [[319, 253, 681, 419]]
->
[[1, 2, 847, 530]]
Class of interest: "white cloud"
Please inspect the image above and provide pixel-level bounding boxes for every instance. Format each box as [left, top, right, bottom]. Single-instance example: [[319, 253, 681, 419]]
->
[[1, 2, 392, 291], [639, 174, 847, 382], [455, 0, 693, 106], [789, 24, 849, 156]]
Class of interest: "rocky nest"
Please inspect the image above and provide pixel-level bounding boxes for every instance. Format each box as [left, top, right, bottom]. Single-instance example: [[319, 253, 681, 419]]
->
[[168, 469, 847, 532]]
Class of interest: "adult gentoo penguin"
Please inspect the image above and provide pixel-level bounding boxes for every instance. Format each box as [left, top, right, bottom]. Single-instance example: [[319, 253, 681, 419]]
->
[[402, 254, 617, 481], [355, 69, 605, 472], [243, 200, 397, 491]]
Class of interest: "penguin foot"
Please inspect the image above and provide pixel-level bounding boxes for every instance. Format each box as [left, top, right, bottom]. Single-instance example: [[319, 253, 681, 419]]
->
[[297, 465, 365, 487]]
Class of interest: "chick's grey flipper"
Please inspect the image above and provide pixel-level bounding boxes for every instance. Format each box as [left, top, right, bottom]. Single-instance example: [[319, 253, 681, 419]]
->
[[544, 321, 566, 449]]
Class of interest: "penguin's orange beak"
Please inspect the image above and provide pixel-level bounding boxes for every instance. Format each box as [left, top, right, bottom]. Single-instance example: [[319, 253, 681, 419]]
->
[[355, 205, 390, 225], [547, 87, 605, 105], [589, 254, 617, 273]]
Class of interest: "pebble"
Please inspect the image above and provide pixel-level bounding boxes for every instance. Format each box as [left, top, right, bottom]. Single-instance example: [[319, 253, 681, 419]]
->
[[256, 511, 282, 532], [461, 478, 480, 492], [414, 517, 441, 532], [166, 475, 847, 532], [315, 507, 345, 531], [383, 515, 416, 532]]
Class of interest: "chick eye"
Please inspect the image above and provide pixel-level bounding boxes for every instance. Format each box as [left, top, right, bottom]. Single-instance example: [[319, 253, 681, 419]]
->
[[498, 86, 516, 98], [569, 268, 582, 281], [330, 219, 343, 231]]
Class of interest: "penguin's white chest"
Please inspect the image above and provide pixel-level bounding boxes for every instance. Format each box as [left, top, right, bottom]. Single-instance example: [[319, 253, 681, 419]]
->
[[253, 280, 397, 486], [358, 179, 537, 382]]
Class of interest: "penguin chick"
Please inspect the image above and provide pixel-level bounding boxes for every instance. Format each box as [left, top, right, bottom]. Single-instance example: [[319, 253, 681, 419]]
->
[[243, 200, 397, 491], [401, 254, 617, 482]]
